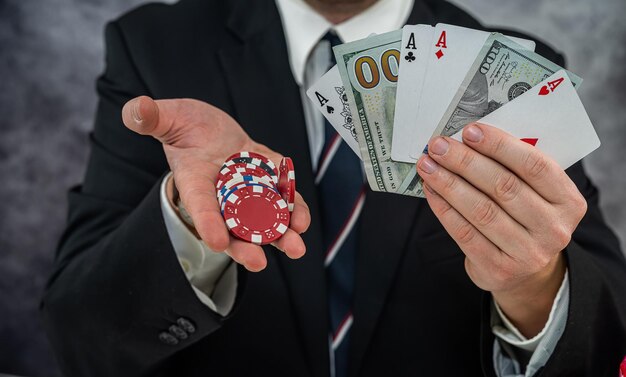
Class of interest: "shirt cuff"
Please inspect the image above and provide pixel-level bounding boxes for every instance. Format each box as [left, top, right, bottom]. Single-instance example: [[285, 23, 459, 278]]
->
[[160, 172, 237, 316], [492, 270, 569, 352], [492, 269, 570, 377]]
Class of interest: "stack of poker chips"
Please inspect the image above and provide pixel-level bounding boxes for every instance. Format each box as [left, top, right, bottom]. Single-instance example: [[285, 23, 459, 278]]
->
[[216, 152, 296, 245]]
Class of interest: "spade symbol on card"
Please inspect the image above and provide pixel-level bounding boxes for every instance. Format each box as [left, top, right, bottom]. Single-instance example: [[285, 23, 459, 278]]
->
[[404, 52, 416, 62], [326, 105, 334, 114]]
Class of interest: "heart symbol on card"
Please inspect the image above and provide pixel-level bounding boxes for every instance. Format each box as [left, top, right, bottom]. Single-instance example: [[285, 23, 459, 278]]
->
[[538, 85, 550, 96], [521, 138, 539, 146], [326, 106, 334, 114]]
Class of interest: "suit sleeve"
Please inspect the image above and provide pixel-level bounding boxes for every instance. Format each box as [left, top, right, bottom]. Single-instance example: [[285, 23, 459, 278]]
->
[[40, 21, 244, 377], [481, 160, 626, 377]]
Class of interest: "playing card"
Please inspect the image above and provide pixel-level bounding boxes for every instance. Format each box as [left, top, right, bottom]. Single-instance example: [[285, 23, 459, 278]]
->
[[408, 24, 537, 160], [451, 70, 600, 169], [306, 65, 361, 159], [392, 24, 434, 163]]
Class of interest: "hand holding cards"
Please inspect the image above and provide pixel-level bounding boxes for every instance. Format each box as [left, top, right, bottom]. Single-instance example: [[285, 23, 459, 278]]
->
[[307, 23, 600, 198]]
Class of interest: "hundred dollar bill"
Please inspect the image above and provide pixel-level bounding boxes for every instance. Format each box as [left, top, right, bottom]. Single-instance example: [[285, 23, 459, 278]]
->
[[399, 33, 582, 193], [435, 33, 582, 139], [333, 30, 424, 197]]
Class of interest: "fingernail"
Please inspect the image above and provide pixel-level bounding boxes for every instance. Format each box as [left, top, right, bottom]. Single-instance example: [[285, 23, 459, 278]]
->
[[418, 155, 438, 174], [430, 137, 449, 156], [131, 99, 142, 123], [464, 124, 483, 142]]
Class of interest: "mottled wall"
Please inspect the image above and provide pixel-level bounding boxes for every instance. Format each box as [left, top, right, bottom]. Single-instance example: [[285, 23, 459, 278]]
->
[[0, 0, 624, 376]]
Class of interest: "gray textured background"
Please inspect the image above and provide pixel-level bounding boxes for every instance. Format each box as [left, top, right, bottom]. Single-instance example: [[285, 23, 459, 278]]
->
[[0, 0, 624, 376]]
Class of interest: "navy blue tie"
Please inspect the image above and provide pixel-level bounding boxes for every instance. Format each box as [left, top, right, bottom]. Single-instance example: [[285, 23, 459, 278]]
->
[[316, 32, 366, 377]]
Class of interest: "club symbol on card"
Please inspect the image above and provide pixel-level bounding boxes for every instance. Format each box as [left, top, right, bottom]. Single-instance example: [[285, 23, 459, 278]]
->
[[435, 49, 444, 59], [326, 105, 334, 114], [520, 138, 538, 146], [404, 52, 416, 62]]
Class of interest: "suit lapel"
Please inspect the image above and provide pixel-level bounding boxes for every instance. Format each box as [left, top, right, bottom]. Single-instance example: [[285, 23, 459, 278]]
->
[[347, 3, 437, 376], [218, 2, 329, 376]]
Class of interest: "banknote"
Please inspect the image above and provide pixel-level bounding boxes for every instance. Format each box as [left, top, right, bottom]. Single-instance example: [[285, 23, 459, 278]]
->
[[399, 33, 582, 192], [333, 30, 424, 197], [434, 33, 583, 139]]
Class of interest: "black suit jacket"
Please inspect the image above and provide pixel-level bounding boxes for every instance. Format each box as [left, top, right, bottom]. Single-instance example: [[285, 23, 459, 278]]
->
[[41, 0, 626, 376]]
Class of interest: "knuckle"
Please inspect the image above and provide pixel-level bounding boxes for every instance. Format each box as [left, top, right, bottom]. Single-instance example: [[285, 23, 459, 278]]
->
[[457, 148, 475, 170], [525, 243, 551, 271], [523, 152, 550, 179], [442, 173, 459, 193], [493, 172, 522, 202], [570, 191, 588, 219], [455, 222, 477, 245], [492, 260, 515, 287], [553, 226, 572, 250], [472, 199, 499, 227], [490, 136, 508, 156], [542, 223, 572, 251], [437, 197, 455, 217], [535, 252, 552, 271]]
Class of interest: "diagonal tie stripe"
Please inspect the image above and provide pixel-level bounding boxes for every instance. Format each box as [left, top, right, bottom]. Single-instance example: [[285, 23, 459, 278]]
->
[[332, 312, 354, 351], [324, 189, 366, 267], [315, 133, 342, 184]]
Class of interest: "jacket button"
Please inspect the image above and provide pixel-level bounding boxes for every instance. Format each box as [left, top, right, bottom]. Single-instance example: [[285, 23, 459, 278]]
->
[[169, 325, 188, 340], [177, 317, 196, 334], [158, 331, 179, 345]]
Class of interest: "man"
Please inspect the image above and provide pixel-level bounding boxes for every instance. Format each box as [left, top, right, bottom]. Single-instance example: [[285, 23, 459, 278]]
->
[[41, 0, 626, 376]]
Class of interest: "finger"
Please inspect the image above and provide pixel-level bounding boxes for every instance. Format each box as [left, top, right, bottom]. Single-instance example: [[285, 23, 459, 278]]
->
[[121, 96, 161, 137], [122, 96, 185, 144], [460, 123, 579, 205], [426, 136, 554, 231], [288, 192, 311, 234], [224, 238, 268, 272], [272, 228, 307, 259], [174, 158, 230, 252], [418, 155, 527, 258], [423, 184, 512, 284]]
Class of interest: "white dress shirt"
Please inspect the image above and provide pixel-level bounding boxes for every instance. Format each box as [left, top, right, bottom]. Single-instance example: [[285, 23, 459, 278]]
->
[[158, 0, 569, 374]]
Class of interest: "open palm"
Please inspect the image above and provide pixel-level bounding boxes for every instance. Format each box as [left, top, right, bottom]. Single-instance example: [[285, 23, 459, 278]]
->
[[122, 96, 310, 271]]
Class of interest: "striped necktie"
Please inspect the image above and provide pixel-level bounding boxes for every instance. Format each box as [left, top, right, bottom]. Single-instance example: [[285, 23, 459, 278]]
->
[[316, 31, 366, 377]]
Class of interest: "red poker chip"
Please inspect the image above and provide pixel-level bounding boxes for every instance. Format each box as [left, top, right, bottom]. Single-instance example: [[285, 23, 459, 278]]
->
[[222, 184, 290, 245], [216, 173, 278, 195], [216, 163, 274, 189], [226, 151, 277, 170], [278, 157, 296, 212], [216, 176, 278, 207], [224, 151, 278, 177], [219, 181, 278, 212], [216, 163, 277, 191]]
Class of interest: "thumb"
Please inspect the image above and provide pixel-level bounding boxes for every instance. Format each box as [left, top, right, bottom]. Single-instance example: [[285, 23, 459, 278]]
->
[[122, 95, 165, 139]]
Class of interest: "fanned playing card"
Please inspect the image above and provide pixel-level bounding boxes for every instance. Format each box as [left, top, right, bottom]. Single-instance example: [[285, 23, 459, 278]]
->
[[306, 65, 361, 159], [451, 70, 600, 169], [392, 24, 434, 163], [408, 24, 536, 161]]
